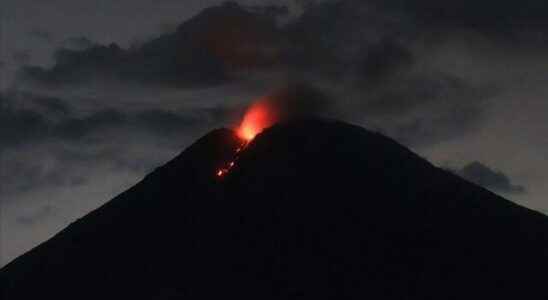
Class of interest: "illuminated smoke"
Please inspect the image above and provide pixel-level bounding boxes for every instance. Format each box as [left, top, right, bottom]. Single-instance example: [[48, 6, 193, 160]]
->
[[216, 83, 330, 178], [237, 100, 278, 142]]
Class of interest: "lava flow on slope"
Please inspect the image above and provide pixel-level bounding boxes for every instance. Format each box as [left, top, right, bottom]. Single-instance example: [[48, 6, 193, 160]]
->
[[216, 100, 278, 178]]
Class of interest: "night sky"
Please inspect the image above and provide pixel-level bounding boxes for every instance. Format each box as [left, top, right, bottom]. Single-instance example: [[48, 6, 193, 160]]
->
[[2, 0, 548, 266]]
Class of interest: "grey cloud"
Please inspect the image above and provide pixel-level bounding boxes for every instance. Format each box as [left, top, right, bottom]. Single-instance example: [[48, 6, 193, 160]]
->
[[262, 83, 332, 119], [32, 3, 495, 145], [280, 0, 496, 147], [0, 92, 78, 149], [16, 3, 302, 88], [389, 102, 485, 147], [134, 109, 204, 135], [53, 109, 127, 141], [28, 29, 53, 43], [341, 70, 493, 147], [12, 50, 32, 64], [20, 44, 130, 86], [52, 108, 217, 143], [1, 85, 235, 145], [5, 90, 73, 116], [29, 94, 73, 116], [60, 36, 95, 51], [359, 39, 415, 85], [455, 161, 526, 194], [157, 22, 179, 34], [20, 41, 227, 87], [19, 2, 286, 87], [366, 0, 548, 39], [0, 84, 237, 166], [364, 73, 487, 115], [11, 1, 503, 150], [0, 95, 49, 148], [0, 99, 223, 197], [0, 154, 88, 195], [0, 88, 234, 162], [16, 205, 57, 226], [17, 0, 548, 88]]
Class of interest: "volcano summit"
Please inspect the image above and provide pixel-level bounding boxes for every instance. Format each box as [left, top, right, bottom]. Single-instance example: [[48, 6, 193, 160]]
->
[[1, 119, 547, 299]]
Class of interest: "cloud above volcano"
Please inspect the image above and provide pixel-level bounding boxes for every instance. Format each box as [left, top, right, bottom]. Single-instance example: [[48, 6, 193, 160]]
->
[[455, 161, 526, 194]]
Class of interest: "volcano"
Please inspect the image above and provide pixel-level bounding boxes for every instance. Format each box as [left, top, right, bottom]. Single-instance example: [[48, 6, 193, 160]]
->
[[1, 119, 547, 299]]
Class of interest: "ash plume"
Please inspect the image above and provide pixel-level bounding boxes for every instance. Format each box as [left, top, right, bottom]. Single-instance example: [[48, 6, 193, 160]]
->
[[255, 83, 332, 123]]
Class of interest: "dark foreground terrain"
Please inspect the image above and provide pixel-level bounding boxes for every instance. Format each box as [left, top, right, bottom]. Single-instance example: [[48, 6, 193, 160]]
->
[[1, 119, 547, 299]]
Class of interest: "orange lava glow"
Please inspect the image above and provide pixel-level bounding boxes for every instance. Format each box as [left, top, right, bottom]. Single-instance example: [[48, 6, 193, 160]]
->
[[237, 100, 277, 142], [216, 99, 278, 179]]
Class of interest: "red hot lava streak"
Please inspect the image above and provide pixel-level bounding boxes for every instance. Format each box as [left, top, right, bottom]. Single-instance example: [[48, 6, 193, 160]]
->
[[216, 99, 278, 178]]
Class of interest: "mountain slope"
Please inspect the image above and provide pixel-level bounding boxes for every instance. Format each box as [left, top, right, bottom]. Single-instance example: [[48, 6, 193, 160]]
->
[[1, 119, 547, 299]]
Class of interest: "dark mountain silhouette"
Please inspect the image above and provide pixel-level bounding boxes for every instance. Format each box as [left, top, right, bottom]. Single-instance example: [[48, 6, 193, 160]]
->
[[1, 119, 547, 299]]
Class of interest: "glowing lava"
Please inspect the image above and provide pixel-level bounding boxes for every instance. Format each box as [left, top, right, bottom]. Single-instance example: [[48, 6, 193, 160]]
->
[[216, 99, 278, 179], [236, 100, 277, 142]]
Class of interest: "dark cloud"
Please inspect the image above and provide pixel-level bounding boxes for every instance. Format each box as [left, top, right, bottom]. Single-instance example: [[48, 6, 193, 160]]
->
[[28, 29, 53, 43], [360, 38, 415, 85], [4, 3, 432, 88], [280, 1, 499, 147], [454, 161, 526, 194], [28, 94, 73, 116], [60, 36, 95, 51], [52, 107, 220, 143], [8, 1, 513, 156], [0, 94, 224, 150], [134, 109, 204, 136], [20, 41, 227, 87], [12, 50, 32, 64], [262, 83, 332, 120], [0, 92, 80, 149], [17, 0, 548, 88], [21, 44, 130, 86], [390, 103, 484, 147], [364, 73, 486, 115], [0, 88, 233, 185], [3, 90, 73, 116], [0, 155, 88, 195], [390, 0, 548, 33], [356, 72, 492, 146], [156, 22, 179, 34], [349, 0, 548, 45], [14, 1, 496, 149], [19, 2, 289, 87], [0, 95, 50, 148]]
